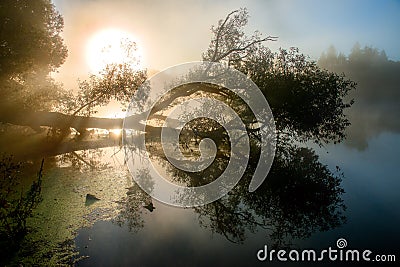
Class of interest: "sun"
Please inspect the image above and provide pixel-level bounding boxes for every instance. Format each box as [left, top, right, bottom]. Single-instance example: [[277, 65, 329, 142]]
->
[[85, 28, 143, 73]]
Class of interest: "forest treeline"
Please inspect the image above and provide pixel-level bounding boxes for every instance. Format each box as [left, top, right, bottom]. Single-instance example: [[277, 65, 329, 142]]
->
[[318, 44, 400, 149]]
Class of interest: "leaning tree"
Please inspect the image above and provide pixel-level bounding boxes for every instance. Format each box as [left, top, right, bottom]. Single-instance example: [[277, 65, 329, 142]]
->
[[121, 8, 353, 246]]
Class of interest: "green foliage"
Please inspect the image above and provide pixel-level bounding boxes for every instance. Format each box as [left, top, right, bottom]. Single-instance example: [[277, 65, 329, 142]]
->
[[0, 0, 67, 77], [71, 62, 147, 116], [1, 70, 67, 112], [251, 47, 356, 145], [0, 0, 68, 112]]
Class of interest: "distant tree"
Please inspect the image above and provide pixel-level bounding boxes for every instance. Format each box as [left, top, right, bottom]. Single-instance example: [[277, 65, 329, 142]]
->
[[348, 42, 362, 63], [318, 44, 399, 150], [319, 43, 388, 73], [318, 45, 346, 69]]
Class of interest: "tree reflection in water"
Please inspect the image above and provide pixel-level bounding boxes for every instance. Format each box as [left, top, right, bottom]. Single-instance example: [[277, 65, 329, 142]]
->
[[113, 168, 154, 233], [121, 138, 346, 247], [118, 54, 349, 246], [120, 88, 346, 248], [193, 143, 346, 247], [56, 149, 110, 171]]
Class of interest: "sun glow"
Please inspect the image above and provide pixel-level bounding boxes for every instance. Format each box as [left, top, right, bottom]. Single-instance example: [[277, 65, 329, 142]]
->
[[85, 28, 143, 73], [106, 111, 127, 119], [108, 129, 122, 136]]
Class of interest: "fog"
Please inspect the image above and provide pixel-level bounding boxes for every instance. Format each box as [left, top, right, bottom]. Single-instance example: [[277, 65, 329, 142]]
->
[[52, 0, 400, 88], [318, 44, 400, 150]]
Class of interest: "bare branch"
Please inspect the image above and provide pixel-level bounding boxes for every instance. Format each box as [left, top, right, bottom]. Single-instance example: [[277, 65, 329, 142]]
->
[[211, 9, 241, 62], [215, 36, 278, 62]]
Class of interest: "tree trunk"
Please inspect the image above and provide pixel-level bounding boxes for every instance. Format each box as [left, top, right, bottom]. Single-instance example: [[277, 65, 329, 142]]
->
[[0, 109, 124, 131]]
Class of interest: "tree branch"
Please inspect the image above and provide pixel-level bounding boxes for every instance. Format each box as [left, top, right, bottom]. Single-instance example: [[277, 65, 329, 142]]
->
[[211, 9, 240, 62], [215, 36, 278, 62], [72, 93, 105, 116]]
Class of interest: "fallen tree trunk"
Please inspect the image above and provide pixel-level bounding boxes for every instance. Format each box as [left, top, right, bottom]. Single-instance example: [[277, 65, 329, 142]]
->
[[0, 109, 125, 132], [0, 107, 183, 134], [0, 109, 256, 141]]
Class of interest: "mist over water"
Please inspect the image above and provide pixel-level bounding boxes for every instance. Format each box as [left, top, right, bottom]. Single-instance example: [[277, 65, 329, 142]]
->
[[318, 44, 400, 150]]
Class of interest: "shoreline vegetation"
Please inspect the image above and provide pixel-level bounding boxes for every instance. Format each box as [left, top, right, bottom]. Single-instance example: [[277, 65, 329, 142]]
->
[[0, 144, 132, 266]]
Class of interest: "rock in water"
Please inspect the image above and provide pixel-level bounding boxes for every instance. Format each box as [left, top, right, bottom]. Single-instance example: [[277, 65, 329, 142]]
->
[[143, 202, 155, 212], [85, 194, 100, 206]]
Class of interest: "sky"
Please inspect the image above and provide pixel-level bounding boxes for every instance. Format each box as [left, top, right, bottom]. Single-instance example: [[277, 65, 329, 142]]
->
[[51, 0, 400, 89]]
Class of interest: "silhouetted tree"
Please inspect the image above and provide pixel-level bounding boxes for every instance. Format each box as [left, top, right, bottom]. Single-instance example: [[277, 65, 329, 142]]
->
[[120, 8, 349, 246], [202, 9, 355, 145], [1, 7, 355, 150], [0, 1, 146, 137], [144, 9, 355, 147]]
